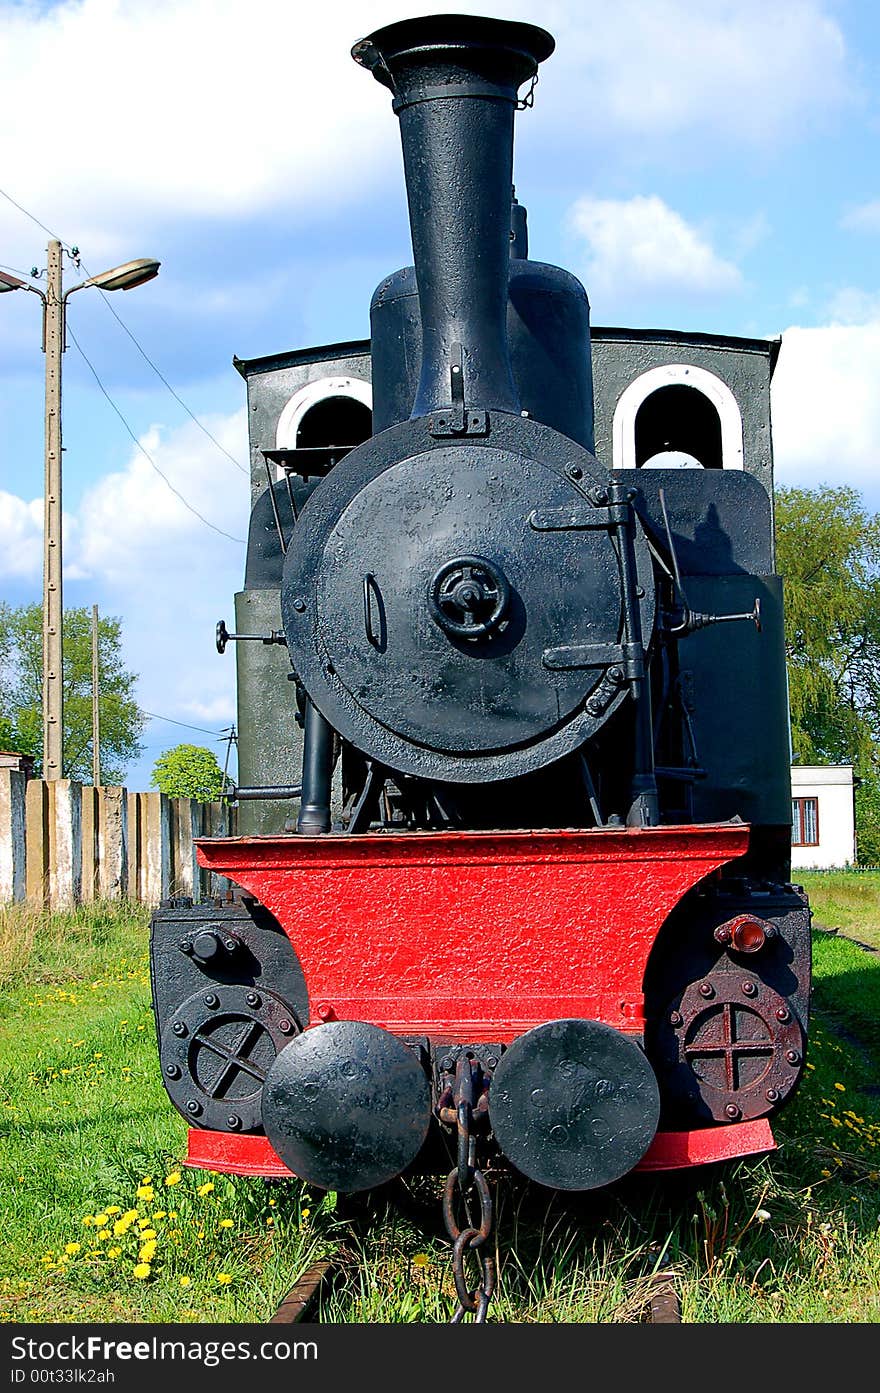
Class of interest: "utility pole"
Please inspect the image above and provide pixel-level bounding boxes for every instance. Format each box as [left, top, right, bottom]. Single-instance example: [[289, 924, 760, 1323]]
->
[[43, 240, 64, 781], [91, 603, 101, 786], [0, 247, 160, 783]]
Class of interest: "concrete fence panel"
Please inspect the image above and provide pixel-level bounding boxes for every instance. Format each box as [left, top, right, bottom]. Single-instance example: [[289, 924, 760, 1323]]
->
[[0, 769, 26, 903], [98, 788, 128, 899], [1, 780, 240, 909]]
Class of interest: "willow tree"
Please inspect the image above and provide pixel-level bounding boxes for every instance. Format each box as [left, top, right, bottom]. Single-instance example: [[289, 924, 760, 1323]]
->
[[775, 485, 880, 860]]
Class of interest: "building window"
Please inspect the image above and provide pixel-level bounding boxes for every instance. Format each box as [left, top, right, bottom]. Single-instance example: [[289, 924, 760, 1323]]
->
[[612, 363, 744, 471], [792, 796, 819, 847]]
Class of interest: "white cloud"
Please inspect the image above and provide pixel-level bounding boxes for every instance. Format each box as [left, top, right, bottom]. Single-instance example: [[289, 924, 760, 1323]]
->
[[0, 492, 43, 580], [0, 1, 852, 266], [568, 195, 743, 300], [0, 408, 249, 771], [840, 200, 880, 233], [771, 318, 880, 507]]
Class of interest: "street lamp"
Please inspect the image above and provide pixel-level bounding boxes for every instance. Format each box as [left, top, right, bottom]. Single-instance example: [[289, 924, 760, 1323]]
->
[[1, 243, 159, 780]]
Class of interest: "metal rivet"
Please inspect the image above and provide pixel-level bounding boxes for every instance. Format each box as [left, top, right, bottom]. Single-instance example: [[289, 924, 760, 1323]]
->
[[292, 598, 306, 612], [785, 1049, 800, 1065], [741, 981, 757, 997], [172, 1021, 187, 1037], [165, 1063, 181, 1079], [766, 1089, 780, 1103], [440, 1055, 455, 1071], [714, 926, 732, 944], [186, 1099, 202, 1115], [725, 1104, 740, 1119], [246, 992, 261, 1008], [278, 1018, 293, 1035], [227, 1114, 241, 1130], [224, 938, 238, 953], [775, 1007, 790, 1022], [203, 993, 219, 1009], [699, 982, 714, 998], [485, 1055, 498, 1069], [317, 1002, 333, 1021], [178, 940, 193, 955], [567, 465, 583, 480], [669, 1010, 683, 1027]]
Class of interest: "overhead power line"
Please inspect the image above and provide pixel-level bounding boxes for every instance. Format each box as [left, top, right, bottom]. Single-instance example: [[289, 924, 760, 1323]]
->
[[1, 183, 251, 480], [89, 279, 249, 477], [66, 323, 245, 544], [0, 184, 71, 248], [140, 709, 235, 739]]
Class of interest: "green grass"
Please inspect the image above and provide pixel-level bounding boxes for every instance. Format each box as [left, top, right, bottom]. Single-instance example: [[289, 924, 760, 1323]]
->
[[1, 901, 879, 1323], [0, 901, 337, 1323], [799, 870, 880, 951]]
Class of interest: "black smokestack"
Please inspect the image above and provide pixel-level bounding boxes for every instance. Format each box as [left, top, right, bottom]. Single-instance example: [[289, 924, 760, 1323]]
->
[[353, 14, 554, 419]]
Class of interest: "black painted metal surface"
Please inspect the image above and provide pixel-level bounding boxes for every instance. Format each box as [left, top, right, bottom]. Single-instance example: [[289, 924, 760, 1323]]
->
[[353, 15, 554, 418], [281, 411, 656, 783], [488, 1019, 661, 1190], [261, 1021, 432, 1192]]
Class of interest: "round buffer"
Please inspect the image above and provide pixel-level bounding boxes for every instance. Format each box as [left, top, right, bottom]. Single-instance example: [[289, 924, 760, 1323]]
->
[[261, 1021, 432, 1192], [488, 1019, 661, 1190]]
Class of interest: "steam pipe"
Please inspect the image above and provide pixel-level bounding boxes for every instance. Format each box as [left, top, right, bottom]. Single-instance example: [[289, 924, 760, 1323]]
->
[[353, 15, 554, 418]]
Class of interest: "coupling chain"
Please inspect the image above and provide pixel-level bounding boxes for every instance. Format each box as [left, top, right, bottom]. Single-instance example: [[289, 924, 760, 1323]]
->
[[440, 1053, 495, 1322]]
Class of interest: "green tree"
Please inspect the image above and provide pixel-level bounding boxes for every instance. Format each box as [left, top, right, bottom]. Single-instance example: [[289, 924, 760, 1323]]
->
[[0, 602, 144, 782], [775, 484, 880, 862], [151, 744, 226, 801]]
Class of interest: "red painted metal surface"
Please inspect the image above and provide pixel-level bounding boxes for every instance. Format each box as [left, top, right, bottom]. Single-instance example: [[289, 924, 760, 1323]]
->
[[196, 825, 748, 1040], [186, 1119, 775, 1178]]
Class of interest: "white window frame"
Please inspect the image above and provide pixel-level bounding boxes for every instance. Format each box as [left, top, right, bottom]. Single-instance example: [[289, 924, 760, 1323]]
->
[[611, 363, 744, 471], [275, 376, 373, 467]]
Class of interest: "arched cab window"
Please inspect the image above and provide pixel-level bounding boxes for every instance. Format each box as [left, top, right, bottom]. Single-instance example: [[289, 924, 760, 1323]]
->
[[612, 364, 744, 471], [269, 376, 373, 479]]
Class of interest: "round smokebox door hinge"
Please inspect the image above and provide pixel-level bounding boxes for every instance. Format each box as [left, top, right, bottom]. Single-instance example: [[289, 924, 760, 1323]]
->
[[655, 973, 804, 1123], [427, 555, 510, 639], [160, 984, 302, 1134]]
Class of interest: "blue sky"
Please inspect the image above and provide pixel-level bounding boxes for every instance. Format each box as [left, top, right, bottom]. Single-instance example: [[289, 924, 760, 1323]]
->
[[1, 0, 879, 788]]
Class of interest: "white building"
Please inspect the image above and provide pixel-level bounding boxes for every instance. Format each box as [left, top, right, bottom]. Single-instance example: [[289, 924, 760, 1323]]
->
[[790, 764, 855, 870]]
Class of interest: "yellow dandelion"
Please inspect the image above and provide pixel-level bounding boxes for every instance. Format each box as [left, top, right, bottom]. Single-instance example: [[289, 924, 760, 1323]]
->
[[108, 1247, 122, 1259], [136, 1186, 154, 1202], [268, 1198, 276, 1207], [164, 1172, 182, 1187], [266, 1217, 274, 1227], [141, 1176, 152, 1185], [301, 1207, 311, 1221], [821, 1168, 832, 1177], [65, 1243, 81, 1255], [97, 1229, 111, 1242], [834, 1083, 845, 1092], [216, 1273, 232, 1285], [219, 1218, 233, 1229], [168, 1212, 178, 1220], [139, 1241, 157, 1263], [197, 1182, 214, 1197], [412, 1253, 430, 1268], [140, 1229, 157, 1241], [106, 1206, 121, 1216], [152, 1210, 167, 1220], [138, 1219, 151, 1231], [133, 1263, 151, 1280], [82, 1215, 94, 1227], [179, 1275, 192, 1288], [93, 1213, 109, 1227]]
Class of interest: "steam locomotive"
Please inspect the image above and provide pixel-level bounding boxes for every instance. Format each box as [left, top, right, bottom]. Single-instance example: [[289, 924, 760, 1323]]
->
[[150, 13, 810, 1202]]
